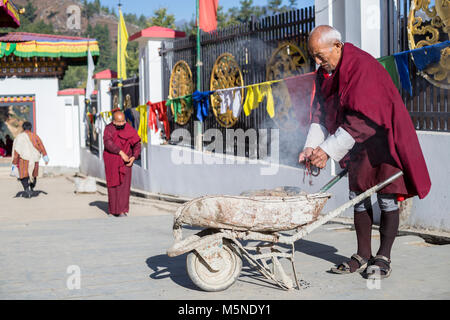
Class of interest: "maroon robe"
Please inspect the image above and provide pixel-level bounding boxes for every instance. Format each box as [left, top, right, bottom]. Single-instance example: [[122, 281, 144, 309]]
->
[[312, 43, 431, 199], [103, 123, 141, 215]]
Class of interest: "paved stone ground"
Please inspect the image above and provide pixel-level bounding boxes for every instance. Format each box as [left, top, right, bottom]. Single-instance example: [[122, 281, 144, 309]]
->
[[0, 169, 449, 300]]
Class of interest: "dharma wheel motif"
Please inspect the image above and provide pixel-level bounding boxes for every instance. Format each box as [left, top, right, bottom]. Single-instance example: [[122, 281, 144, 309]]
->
[[169, 60, 194, 125], [266, 42, 310, 131], [408, 0, 450, 88], [210, 53, 244, 128]]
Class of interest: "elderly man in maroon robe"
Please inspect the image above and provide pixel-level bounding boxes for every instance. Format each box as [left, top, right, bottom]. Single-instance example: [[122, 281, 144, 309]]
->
[[299, 25, 431, 279], [103, 110, 141, 217]]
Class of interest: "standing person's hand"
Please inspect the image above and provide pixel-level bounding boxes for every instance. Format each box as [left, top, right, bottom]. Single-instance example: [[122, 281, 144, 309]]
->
[[126, 156, 135, 167], [298, 147, 313, 164], [310, 147, 329, 168], [119, 151, 129, 163], [43, 155, 49, 165]]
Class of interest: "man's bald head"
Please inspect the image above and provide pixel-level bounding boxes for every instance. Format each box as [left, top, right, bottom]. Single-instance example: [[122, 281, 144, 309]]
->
[[308, 25, 343, 73], [113, 110, 125, 121], [112, 110, 126, 128]]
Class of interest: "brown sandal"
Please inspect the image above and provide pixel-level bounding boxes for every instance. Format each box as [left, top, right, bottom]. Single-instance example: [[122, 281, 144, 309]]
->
[[366, 255, 392, 279], [330, 254, 369, 274]]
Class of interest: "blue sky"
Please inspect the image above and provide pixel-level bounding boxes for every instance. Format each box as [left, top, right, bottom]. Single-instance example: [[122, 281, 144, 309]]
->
[[98, 0, 315, 23]]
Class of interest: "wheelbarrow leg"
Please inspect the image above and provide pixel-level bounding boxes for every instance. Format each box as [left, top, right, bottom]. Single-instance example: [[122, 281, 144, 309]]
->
[[230, 238, 291, 290], [290, 243, 301, 290]]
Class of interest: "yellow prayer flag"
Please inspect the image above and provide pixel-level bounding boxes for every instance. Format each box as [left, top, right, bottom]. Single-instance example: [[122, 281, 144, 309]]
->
[[117, 9, 129, 80]]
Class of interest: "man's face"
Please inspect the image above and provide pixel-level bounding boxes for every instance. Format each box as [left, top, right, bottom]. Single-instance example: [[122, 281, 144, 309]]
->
[[113, 112, 126, 128], [309, 40, 342, 73]]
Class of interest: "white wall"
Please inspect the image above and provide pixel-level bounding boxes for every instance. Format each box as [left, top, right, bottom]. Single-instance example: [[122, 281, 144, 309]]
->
[[315, 0, 382, 58], [0, 77, 80, 168]]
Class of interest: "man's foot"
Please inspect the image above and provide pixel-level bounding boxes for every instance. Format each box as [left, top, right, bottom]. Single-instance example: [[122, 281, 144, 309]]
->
[[117, 213, 128, 217], [365, 255, 392, 279], [330, 254, 370, 274]]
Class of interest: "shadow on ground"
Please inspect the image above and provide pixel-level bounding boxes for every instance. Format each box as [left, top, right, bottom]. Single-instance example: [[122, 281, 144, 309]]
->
[[89, 201, 109, 215], [146, 254, 201, 291], [14, 190, 48, 198], [295, 238, 349, 266]]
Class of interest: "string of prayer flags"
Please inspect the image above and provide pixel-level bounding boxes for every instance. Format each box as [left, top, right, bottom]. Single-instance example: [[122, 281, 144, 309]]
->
[[136, 104, 148, 144], [148, 100, 171, 140], [377, 56, 401, 90], [411, 40, 449, 71], [217, 88, 242, 118], [192, 90, 214, 122], [393, 52, 413, 96], [166, 94, 193, 122], [243, 80, 280, 118], [147, 102, 158, 133], [86, 112, 95, 125]]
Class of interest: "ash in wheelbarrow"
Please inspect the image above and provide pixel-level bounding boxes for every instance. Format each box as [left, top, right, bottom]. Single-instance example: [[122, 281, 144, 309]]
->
[[167, 172, 403, 292]]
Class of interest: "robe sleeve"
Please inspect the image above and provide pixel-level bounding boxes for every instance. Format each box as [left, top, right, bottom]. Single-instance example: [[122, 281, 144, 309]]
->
[[12, 150, 19, 166], [103, 126, 121, 154], [35, 135, 47, 156], [132, 140, 141, 159], [339, 110, 377, 144]]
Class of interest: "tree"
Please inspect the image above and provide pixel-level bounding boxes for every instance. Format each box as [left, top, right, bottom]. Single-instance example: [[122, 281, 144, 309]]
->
[[126, 41, 139, 78], [288, 0, 298, 8], [22, 0, 37, 24], [146, 8, 176, 29]]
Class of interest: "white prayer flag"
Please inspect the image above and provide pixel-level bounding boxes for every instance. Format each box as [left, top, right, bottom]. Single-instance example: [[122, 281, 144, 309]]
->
[[85, 48, 95, 101]]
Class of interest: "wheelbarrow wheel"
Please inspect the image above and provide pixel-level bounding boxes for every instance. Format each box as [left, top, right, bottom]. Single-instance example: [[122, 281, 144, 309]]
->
[[186, 240, 242, 292]]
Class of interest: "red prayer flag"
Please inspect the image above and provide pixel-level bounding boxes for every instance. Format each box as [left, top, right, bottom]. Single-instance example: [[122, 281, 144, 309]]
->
[[199, 0, 219, 32]]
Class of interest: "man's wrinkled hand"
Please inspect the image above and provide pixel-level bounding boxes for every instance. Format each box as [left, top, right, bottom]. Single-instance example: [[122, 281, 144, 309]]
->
[[119, 151, 129, 163], [310, 147, 329, 169], [298, 147, 313, 164], [126, 156, 135, 167]]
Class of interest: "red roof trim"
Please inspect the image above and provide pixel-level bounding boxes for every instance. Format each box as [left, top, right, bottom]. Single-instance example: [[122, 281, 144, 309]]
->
[[93, 69, 117, 79], [129, 26, 186, 42], [58, 88, 98, 96]]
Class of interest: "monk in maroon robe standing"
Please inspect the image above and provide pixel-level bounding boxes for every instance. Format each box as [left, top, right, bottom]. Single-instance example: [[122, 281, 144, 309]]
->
[[103, 111, 141, 217], [299, 25, 431, 279]]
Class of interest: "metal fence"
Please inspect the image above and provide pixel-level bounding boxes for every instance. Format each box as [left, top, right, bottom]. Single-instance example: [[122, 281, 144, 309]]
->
[[110, 76, 140, 112], [387, 0, 449, 132], [161, 6, 315, 161]]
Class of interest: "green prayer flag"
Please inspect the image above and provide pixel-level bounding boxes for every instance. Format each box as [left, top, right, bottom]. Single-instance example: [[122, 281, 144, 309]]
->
[[377, 55, 401, 91], [167, 94, 193, 123]]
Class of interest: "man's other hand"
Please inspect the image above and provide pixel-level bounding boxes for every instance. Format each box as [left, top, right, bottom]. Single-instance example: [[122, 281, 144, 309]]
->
[[298, 147, 313, 163], [119, 151, 130, 163], [126, 156, 135, 167], [310, 147, 329, 168]]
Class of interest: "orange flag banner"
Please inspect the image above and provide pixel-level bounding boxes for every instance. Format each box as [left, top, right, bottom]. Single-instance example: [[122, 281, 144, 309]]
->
[[199, 0, 219, 32]]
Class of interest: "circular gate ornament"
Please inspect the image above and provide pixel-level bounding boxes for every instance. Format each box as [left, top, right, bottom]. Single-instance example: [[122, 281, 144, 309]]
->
[[408, 0, 450, 88], [169, 60, 194, 125], [266, 42, 310, 131], [210, 53, 244, 128]]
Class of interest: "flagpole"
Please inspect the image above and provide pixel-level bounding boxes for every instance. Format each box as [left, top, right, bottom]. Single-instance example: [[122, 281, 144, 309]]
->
[[195, 0, 202, 151], [118, 0, 123, 110], [196, 0, 201, 90]]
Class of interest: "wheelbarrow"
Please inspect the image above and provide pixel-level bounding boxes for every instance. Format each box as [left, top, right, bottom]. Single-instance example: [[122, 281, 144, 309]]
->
[[167, 170, 403, 292]]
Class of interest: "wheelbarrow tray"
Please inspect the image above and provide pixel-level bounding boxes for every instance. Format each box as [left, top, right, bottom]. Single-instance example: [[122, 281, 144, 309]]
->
[[173, 191, 331, 234]]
